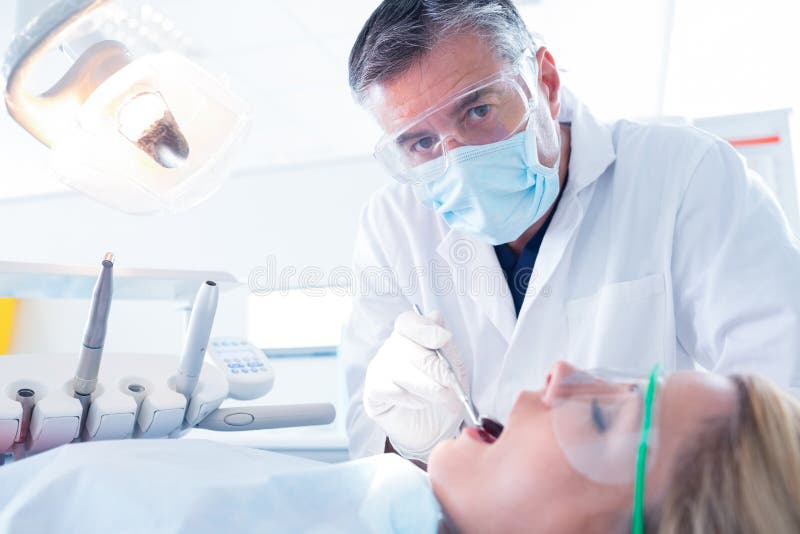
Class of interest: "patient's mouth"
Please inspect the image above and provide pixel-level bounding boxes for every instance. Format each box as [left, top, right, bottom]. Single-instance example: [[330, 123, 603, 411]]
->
[[465, 427, 497, 444]]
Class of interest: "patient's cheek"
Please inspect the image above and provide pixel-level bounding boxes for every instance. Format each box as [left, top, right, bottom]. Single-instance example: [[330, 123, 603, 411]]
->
[[427, 439, 456, 484]]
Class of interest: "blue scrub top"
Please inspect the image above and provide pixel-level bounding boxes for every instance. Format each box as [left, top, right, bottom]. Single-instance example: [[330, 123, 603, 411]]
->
[[494, 206, 558, 316]]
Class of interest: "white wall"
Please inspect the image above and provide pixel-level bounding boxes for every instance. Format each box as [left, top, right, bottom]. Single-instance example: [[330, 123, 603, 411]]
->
[[0, 157, 387, 279], [663, 0, 800, 119], [519, 0, 676, 120]]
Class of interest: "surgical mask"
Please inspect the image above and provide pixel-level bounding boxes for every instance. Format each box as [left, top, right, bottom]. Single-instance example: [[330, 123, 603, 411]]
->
[[411, 119, 560, 245]]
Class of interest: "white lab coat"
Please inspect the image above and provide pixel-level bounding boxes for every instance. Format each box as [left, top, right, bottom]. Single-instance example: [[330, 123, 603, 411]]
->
[[341, 92, 800, 459]]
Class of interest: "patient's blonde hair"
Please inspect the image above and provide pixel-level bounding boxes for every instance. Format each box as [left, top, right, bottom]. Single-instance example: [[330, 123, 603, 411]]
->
[[657, 374, 800, 533]]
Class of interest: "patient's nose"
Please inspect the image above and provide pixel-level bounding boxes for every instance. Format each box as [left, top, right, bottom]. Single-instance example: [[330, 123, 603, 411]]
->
[[542, 361, 580, 405]]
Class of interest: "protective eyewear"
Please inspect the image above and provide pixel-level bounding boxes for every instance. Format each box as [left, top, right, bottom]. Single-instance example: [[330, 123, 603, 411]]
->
[[373, 50, 539, 185], [549, 365, 663, 490]]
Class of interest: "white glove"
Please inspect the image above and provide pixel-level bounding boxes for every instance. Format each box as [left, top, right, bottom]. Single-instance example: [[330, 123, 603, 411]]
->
[[363, 310, 468, 462]]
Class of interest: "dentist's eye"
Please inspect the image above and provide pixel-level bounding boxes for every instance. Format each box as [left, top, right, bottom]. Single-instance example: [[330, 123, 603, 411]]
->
[[412, 136, 436, 152], [468, 104, 491, 120], [591, 399, 608, 433]]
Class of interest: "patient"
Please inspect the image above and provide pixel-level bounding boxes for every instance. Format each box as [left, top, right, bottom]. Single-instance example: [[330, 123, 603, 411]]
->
[[429, 361, 800, 533], [0, 362, 797, 534]]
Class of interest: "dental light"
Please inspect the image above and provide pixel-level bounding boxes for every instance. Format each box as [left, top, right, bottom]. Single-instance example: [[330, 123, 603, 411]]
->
[[3, 0, 250, 214]]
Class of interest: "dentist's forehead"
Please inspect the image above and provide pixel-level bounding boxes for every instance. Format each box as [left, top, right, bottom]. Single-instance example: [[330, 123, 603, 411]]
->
[[365, 32, 507, 133]]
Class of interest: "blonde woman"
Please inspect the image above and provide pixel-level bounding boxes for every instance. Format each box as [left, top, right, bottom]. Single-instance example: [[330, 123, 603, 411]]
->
[[430, 362, 800, 533]]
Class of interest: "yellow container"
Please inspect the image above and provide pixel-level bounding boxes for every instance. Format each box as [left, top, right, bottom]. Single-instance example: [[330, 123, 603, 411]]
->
[[0, 298, 17, 354]]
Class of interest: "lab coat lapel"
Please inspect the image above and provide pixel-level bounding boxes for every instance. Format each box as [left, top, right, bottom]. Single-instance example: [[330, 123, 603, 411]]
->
[[516, 98, 617, 321], [436, 231, 517, 342]]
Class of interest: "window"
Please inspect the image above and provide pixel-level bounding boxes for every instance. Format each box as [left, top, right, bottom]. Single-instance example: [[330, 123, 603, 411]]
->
[[247, 289, 352, 350]]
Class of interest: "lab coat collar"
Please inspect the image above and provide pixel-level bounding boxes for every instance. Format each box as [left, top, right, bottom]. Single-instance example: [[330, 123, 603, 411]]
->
[[436, 231, 517, 343], [509, 90, 615, 324], [558, 87, 616, 194]]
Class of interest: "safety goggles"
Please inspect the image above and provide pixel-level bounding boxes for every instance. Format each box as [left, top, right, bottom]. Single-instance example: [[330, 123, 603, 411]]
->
[[373, 50, 539, 185], [548, 365, 663, 533]]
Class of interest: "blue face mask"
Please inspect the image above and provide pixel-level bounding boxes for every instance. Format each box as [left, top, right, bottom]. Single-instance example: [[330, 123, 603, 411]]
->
[[412, 126, 561, 245]]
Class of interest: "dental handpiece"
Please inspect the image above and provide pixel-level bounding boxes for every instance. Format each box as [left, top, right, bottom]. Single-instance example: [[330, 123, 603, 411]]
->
[[73, 253, 114, 397], [175, 281, 219, 400]]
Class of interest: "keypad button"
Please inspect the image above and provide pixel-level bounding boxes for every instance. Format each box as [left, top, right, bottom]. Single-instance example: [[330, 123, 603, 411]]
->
[[241, 368, 250, 374], [231, 369, 240, 374]]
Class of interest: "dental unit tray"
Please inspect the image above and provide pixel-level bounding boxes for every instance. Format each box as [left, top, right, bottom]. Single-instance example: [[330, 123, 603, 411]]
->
[[0, 260, 336, 462], [0, 353, 336, 460]]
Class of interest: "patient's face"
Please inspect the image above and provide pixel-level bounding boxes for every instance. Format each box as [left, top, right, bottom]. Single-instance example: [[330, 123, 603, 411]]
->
[[427, 362, 737, 534]]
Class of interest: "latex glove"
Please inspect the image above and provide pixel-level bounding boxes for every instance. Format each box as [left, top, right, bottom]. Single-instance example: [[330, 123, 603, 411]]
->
[[363, 310, 468, 462]]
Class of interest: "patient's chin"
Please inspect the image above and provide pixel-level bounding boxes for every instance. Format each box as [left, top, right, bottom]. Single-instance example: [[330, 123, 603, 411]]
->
[[427, 436, 478, 519]]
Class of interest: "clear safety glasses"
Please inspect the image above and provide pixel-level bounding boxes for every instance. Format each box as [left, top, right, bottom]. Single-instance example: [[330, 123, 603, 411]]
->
[[373, 51, 539, 185], [548, 365, 662, 534], [549, 365, 663, 490]]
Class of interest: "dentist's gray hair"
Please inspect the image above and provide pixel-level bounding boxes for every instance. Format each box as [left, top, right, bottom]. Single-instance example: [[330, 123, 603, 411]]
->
[[348, 0, 536, 104]]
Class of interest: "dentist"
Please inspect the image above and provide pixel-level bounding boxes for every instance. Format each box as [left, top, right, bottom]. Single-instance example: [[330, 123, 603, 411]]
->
[[341, 0, 800, 462]]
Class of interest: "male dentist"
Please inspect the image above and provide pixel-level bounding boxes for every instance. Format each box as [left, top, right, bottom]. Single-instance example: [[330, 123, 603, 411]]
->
[[341, 0, 800, 461]]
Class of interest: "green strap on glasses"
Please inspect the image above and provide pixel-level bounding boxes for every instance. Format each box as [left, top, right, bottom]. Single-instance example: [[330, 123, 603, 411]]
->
[[631, 363, 661, 534]]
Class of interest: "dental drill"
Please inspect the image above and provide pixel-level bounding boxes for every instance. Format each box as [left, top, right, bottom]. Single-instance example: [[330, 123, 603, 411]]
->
[[174, 281, 218, 400], [73, 253, 114, 423]]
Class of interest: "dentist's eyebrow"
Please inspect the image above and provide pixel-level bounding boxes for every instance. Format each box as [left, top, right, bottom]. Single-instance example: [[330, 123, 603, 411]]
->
[[450, 89, 483, 117], [394, 89, 487, 146], [396, 128, 436, 147]]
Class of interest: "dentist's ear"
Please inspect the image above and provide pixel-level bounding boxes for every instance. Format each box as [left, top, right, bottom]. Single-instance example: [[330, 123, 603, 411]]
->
[[536, 47, 561, 120]]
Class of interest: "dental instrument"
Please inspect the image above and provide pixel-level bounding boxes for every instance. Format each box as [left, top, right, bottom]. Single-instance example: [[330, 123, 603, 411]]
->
[[412, 304, 504, 439], [14, 389, 35, 444], [74, 253, 114, 403], [175, 281, 219, 400]]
